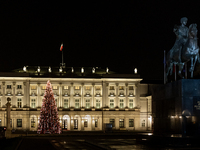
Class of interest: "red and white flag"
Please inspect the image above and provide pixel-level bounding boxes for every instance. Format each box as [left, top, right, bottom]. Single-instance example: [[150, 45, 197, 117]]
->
[[60, 43, 63, 51]]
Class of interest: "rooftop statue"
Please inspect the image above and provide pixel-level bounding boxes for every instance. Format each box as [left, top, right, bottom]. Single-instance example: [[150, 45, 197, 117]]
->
[[166, 17, 199, 79]]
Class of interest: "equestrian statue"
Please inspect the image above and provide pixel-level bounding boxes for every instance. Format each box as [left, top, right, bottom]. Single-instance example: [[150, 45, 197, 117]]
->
[[166, 17, 199, 80]]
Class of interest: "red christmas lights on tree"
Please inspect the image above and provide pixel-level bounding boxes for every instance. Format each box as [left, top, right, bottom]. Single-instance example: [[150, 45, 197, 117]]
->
[[37, 80, 61, 134]]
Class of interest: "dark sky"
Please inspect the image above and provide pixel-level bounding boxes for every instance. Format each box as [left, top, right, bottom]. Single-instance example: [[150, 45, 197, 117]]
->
[[1, 1, 200, 80]]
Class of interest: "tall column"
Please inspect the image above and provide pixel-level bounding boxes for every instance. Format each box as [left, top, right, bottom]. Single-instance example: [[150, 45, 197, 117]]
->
[[102, 82, 106, 108], [2, 82, 5, 107], [37, 83, 40, 107], [92, 83, 95, 107], [5, 97, 12, 138], [59, 83, 62, 107], [23, 82, 26, 107], [13, 82, 16, 107], [105, 83, 109, 107], [70, 83, 73, 107], [26, 80, 30, 107], [81, 83, 84, 107], [116, 83, 119, 107], [125, 83, 128, 107]]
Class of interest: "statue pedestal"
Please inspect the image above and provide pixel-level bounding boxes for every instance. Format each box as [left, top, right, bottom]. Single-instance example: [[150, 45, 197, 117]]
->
[[152, 79, 200, 136]]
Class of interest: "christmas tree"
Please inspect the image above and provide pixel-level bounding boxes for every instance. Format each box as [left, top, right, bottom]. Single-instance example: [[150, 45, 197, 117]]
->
[[37, 80, 61, 134]]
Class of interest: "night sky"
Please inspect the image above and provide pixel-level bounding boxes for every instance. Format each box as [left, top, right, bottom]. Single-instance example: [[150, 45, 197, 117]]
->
[[1, 1, 200, 80]]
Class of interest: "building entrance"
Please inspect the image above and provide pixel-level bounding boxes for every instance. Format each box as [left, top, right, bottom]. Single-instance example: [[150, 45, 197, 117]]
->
[[63, 119, 67, 130], [74, 119, 78, 129]]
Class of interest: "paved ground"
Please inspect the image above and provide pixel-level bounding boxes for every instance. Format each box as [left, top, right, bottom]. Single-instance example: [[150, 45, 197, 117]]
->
[[2, 132, 200, 150]]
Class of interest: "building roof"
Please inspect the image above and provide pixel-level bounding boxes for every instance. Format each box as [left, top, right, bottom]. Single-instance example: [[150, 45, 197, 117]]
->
[[0, 66, 140, 79]]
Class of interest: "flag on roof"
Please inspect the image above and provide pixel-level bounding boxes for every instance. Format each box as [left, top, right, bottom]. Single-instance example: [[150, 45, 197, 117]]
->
[[60, 43, 63, 51]]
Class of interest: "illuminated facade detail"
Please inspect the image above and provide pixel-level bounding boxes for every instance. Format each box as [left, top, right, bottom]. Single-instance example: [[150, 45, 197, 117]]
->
[[0, 75, 152, 131]]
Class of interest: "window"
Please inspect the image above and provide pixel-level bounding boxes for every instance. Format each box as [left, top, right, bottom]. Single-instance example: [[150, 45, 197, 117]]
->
[[84, 120, 88, 127], [42, 86, 46, 90], [129, 86, 133, 90], [85, 99, 90, 108], [17, 119, 22, 127], [85, 86, 90, 90], [96, 99, 100, 108], [64, 99, 68, 108], [63, 86, 68, 90], [119, 99, 124, 108], [129, 119, 134, 127], [142, 120, 145, 127], [110, 119, 115, 127], [0, 119, 1, 126], [17, 98, 22, 108], [17, 85, 22, 89], [31, 118, 35, 128], [119, 86, 124, 90], [95, 86, 100, 90], [7, 85, 11, 89], [110, 99, 114, 108], [31, 99, 36, 108], [53, 86, 58, 90], [75, 99, 79, 108], [95, 119, 98, 127], [74, 86, 80, 90], [31, 86, 36, 90], [110, 86, 114, 90], [10, 119, 12, 127], [119, 119, 124, 128], [129, 99, 133, 108]]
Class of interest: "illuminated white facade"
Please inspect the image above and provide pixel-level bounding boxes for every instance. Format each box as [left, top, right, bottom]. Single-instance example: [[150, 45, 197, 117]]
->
[[0, 76, 152, 131]]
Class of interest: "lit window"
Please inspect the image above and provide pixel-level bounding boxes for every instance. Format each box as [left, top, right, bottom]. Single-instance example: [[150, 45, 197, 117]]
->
[[75, 99, 79, 108], [17, 119, 22, 127], [96, 99, 100, 108], [74, 86, 80, 90], [110, 99, 114, 108], [7, 85, 11, 89], [95, 86, 100, 90], [17, 85, 22, 89], [85, 86, 90, 90], [42, 86, 46, 90], [17, 98, 22, 108], [31, 118, 35, 128], [129, 86, 133, 90], [119, 86, 124, 90], [110, 119, 115, 127], [64, 99, 69, 108], [119, 99, 124, 108], [85, 99, 90, 108], [53, 86, 58, 90], [95, 119, 98, 127], [84, 120, 88, 127], [129, 119, 134, 127], [31, 86, 36, 90], [63, 86, 68, 90], [119, 119, 124, 128], [129, 99, 134, 108], [110, 86, 114, 90], [31, 99, 36, 108], [142, 120, 145, 127]]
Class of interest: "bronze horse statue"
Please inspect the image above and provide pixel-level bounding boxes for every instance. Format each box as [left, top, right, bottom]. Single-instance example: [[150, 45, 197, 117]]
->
[[166, 24, 199, 80]]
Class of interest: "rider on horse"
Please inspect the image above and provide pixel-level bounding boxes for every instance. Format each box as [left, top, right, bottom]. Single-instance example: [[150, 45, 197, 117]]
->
[[170, 17, 189, 63]]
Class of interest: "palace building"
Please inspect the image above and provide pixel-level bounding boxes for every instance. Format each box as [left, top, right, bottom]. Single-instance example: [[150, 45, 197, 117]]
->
[[0, 66, 152, 131]]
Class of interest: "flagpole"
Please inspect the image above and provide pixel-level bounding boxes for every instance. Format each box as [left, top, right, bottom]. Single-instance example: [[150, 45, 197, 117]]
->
[[164, 50, 166, 84], [62, 49, 64, 67]]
